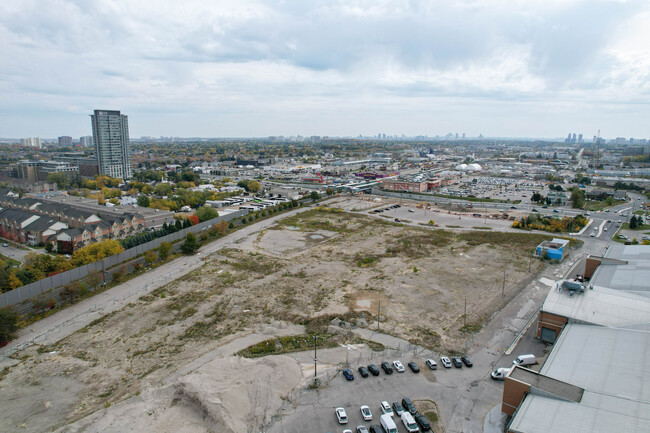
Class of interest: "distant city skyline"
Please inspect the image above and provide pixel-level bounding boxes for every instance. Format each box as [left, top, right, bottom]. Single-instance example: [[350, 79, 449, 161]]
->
[[1, 1, 649, 138]]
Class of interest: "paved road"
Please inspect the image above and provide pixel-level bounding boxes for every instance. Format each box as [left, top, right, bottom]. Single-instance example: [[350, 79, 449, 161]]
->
[[0, 204, 319, 362], [0, 242, 42, 264]]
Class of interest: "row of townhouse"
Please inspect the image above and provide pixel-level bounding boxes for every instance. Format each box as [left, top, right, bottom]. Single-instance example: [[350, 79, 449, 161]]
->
[[0, 190, 147, 252]]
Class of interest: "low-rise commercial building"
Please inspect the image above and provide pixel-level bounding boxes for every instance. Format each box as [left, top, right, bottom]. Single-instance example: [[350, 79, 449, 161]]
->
[[506, 325, 650, 433], [534, 238, 569, 261], [505, 244, 650, 432], [381, 179, 428, 193]]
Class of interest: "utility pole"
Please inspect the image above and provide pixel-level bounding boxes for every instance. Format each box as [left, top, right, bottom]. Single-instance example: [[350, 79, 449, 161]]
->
[[502, 268, 506, 297], [464, 298, 467, 327], [377, 301, 381, 331]]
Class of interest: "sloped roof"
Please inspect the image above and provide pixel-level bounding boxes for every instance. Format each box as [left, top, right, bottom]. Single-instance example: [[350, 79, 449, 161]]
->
[[0, 208, 37, 224]]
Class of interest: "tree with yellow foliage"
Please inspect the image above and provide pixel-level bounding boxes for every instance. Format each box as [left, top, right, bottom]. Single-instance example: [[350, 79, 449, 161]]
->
[[70, 239, 124, 267]]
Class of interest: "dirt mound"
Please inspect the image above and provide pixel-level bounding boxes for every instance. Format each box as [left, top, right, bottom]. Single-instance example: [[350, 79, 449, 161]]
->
[[54, 355, 302, 433]]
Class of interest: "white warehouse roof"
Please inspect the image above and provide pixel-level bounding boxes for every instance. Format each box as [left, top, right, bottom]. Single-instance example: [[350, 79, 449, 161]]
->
[[509, 324, 650, 433]]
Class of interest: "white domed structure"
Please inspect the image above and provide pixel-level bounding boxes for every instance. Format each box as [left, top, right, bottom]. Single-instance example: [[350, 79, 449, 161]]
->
[[468, 163, 482, 171], [455, 163, 469, 171]]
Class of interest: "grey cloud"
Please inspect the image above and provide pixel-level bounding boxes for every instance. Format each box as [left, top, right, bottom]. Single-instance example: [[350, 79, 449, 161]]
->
[[1, 0, 649, 137]]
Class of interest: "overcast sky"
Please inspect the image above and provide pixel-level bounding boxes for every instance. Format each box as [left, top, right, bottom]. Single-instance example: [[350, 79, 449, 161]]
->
[[1, 0, 649, 139]]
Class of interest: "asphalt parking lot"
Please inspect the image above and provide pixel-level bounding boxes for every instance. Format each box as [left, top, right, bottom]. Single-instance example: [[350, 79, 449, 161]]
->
[[365, 204, 515, 232], [265, 339, 529, 433], [0, 241, 36, 263], [267, 355, 450, 433]]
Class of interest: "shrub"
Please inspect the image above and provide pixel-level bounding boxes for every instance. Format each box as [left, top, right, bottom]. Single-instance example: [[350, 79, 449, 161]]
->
[[181, 233, 199, 255]]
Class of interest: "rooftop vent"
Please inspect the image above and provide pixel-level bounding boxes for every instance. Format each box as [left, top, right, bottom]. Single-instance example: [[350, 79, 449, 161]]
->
[[559, 280, 586, 296]]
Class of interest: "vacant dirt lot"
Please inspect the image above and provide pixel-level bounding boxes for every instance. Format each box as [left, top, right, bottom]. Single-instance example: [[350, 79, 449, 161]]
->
[[0, 204, 553, 432]]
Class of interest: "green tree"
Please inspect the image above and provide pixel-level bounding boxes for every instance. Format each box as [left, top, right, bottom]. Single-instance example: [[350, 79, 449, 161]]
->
[[310, 191, 321, 202], [47, 172, 69, 189], [154, 183, 173, 196], [630, 215, 639, 229], [570, 188, 585, 209], [137, 195, 150, 207], [158, 242, 172, 260], [181, 232, 199, 255], [195, 206, 219, 222], [247, 180, 262, 193], [144, 250, 158, 265], [0, 307, 19, 343]]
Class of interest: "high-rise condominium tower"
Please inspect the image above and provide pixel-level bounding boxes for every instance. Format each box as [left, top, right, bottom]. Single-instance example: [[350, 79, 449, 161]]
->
[[90, 109, 132, 179]]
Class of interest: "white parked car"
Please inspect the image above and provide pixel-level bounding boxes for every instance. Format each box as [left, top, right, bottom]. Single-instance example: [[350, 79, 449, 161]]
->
[[425, 358, 438, 370], [336, 407, 348, 424], [393, 360, 405, 373], [401, 412, 420, 432], [440, 356, 452, 368], [380, 401, 394, 417], [360, 405, 372, 421]]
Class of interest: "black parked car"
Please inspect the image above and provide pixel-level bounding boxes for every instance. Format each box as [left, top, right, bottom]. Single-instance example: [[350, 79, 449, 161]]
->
[[369, 426, 383, 433], [367, 364, 380, 376], [414, 413, 432, 431], [358, 366, 369, 378], [381, 361, 393, 374], [452, 357, 463, 368], [342, 368, 354, 380], [461, 356, 473, 367], [402, 397, 417, 415], [407, 361, 420, 373]]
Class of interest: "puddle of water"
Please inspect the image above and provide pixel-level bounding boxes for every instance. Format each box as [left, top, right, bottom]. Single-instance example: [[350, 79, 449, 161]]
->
[[310, 234, 324, 240], [285, 226, 300, 231]]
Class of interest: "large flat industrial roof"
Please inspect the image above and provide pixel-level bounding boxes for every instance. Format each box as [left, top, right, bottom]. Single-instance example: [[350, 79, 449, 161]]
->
[[542, 283, 650, 329], [509, 324, 650, 433], [591, 244, 650, 297]]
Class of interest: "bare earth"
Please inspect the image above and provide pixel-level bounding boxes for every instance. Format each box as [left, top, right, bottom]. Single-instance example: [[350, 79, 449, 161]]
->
[[0, 202, 548, 432]]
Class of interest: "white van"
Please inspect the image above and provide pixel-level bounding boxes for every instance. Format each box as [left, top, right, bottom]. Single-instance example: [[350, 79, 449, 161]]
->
[[512, 354, 536, 366], [380, 413, 398, 433], [491, 367, 511, 380], [401, 412, 420, 432]]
